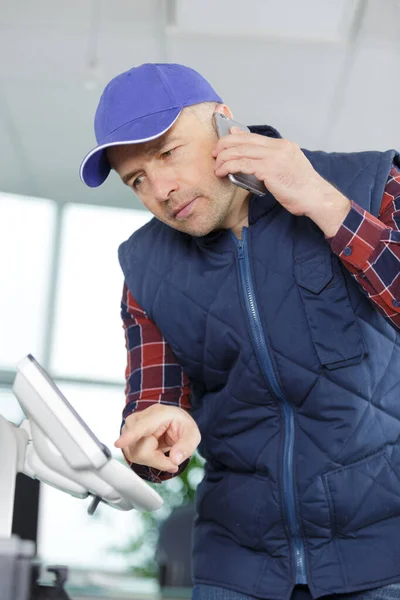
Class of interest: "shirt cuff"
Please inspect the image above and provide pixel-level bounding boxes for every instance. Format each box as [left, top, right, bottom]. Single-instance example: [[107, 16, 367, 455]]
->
[[327, 201, 386, 270]]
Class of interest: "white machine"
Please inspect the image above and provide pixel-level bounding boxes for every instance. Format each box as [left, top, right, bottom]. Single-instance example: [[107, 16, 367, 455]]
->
[[2, 354, 163, 539], [0, 354, 164, 598]]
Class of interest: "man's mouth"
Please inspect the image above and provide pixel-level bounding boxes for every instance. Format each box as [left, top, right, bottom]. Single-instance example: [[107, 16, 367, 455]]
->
[[172, 197, 199, 220]]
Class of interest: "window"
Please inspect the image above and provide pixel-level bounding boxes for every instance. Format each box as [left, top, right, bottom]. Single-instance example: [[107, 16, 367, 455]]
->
[[1, 193, 156, 593], [0, 388, 24, 425], [0, 193, 55, 368], [51, 204, 151, 381]]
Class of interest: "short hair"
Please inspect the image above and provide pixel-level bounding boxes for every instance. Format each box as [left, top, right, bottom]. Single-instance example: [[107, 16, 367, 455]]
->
[[184, 101, 220, 134]]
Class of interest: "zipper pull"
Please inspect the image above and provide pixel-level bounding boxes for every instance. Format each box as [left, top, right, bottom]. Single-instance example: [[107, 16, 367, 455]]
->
[[237, 239, 244, 260]]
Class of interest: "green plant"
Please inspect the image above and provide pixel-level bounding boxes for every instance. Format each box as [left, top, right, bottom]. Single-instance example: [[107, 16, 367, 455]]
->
[[111, 453, 204, 578]]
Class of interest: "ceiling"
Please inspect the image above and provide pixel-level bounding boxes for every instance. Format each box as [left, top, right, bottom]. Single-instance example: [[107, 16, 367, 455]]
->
[[1, 0, 399, 210]]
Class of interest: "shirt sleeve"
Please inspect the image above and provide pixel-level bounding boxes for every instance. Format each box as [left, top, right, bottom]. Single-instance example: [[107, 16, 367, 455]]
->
[[120, 282, 192, 483], [327, 164, 400, 331]]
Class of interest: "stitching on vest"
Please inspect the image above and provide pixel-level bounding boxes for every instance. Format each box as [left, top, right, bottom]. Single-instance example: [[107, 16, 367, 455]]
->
[[370, 336, 397, 399], [322, 475, 350, 588], [325, 451, 400, 536], [347, 157, 378, 185]]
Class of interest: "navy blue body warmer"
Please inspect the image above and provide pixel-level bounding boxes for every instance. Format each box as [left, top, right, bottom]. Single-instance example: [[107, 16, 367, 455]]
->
[[119, 126, 400, 599]]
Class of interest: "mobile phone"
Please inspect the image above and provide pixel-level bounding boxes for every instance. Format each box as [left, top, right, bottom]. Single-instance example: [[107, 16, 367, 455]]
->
[[214, 113, 267, 197]]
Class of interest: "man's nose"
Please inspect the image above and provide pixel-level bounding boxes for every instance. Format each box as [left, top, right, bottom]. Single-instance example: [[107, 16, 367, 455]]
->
[[151, 169, 179, 202]]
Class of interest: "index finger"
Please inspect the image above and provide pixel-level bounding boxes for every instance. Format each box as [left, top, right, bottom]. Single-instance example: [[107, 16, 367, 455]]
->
[[115, 411, 173, 448], [212, 131, 274, 156]]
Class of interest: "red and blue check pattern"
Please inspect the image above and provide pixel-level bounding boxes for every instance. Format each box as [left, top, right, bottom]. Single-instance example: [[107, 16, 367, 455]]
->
[[121, 164, 400, 482], [121, 286, 191, 482], [329, 165, 400, 328]]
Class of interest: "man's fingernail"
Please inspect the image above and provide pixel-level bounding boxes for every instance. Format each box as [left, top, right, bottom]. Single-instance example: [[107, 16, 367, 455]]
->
[[175, 452, 184, 464], [231, 126, 245, 134]]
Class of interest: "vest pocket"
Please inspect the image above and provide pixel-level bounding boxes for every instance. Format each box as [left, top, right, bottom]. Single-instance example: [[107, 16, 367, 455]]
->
[[294, 251, 367, 370], [323, 448, 400, 537], [195, 469, 282, 551]]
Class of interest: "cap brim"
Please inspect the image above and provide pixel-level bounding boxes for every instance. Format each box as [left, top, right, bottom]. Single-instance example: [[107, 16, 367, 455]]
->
[[80, 107, 182, 188]]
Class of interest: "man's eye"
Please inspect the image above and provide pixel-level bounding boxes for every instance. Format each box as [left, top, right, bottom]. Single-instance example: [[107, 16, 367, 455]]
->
[[161, 147, 176, 159], [132, 175, 143, 189]]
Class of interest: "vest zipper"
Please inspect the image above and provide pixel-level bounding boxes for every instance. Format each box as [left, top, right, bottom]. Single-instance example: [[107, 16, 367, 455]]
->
[[233, 228, 307, 585]]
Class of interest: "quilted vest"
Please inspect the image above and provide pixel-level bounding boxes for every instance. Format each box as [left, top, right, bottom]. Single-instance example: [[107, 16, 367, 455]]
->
[[119, 126, 400, 599]]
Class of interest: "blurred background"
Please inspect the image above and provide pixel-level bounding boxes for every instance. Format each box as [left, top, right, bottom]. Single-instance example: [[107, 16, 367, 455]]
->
[[0, 0, 399, 597]]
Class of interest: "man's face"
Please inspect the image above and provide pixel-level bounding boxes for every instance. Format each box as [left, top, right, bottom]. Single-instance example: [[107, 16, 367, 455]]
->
[[107, 108, 242, 237]]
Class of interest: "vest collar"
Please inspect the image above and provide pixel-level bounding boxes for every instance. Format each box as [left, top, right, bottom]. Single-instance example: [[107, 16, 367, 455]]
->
[[248, 124, 282, 225]]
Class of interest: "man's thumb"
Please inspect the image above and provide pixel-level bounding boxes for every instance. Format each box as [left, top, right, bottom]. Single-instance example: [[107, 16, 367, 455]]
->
[[169, 444, 191, 466], [114, 430, 130, 448]]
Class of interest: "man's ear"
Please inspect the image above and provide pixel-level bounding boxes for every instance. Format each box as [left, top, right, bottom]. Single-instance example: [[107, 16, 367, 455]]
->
[[214, 104, 233, 119]]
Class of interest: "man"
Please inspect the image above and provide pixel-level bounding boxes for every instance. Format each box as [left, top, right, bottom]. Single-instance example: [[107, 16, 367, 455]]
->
[[80, 63, 400, 600]]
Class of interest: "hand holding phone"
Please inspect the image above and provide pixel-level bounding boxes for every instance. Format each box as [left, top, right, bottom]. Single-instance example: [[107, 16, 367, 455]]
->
[[214, 113, 267, 197]]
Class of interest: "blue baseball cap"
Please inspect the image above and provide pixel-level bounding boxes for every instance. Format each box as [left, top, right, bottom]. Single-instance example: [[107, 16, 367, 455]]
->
[[80, 63, 223, 188]]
